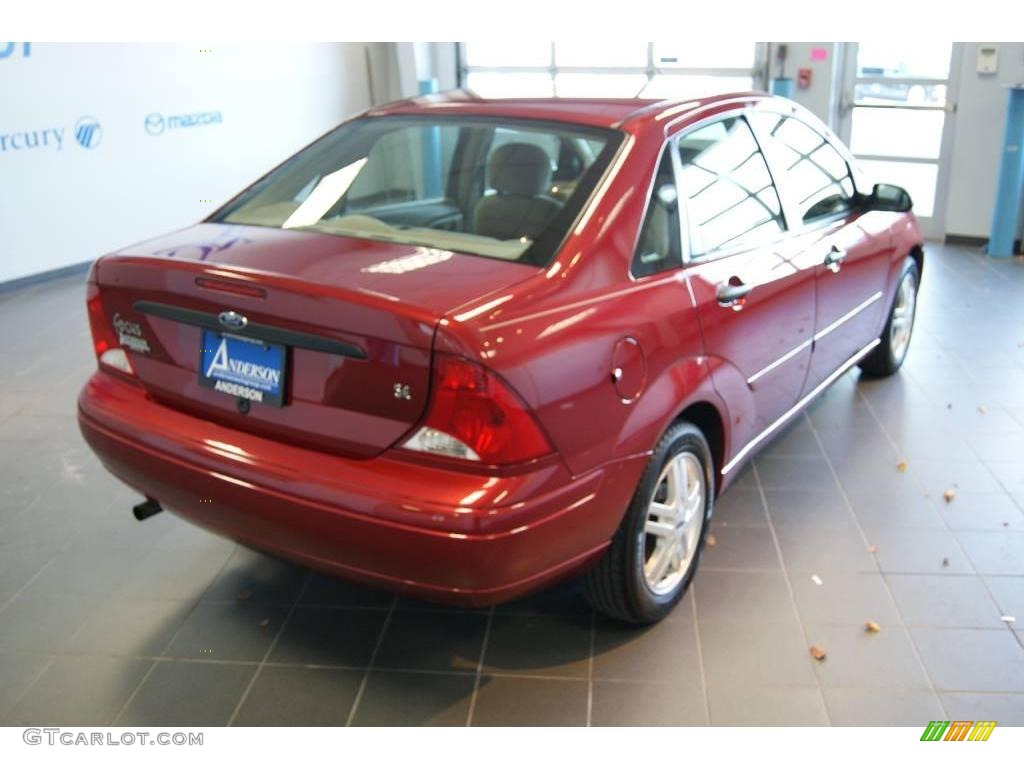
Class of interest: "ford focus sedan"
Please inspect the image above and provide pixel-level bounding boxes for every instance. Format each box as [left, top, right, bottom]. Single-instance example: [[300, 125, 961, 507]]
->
[[78, 91, 922, 623]]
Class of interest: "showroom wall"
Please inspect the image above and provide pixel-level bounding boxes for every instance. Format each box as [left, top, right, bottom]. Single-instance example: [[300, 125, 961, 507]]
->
[[945, 42, 1024, 238], [0, 43, 375, 285]]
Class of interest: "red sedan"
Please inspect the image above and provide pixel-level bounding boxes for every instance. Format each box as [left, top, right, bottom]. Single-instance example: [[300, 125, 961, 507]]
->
[[79, 91, 922, 623]]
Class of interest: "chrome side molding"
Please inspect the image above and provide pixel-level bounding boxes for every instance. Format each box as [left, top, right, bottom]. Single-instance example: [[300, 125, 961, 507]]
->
[[722, 337, 882, 476]]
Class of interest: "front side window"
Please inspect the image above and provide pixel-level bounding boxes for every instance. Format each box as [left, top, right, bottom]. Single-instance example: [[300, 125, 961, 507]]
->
[[751, 112, 856, 224], [213, 117, 620, 266], [676, 117, 785, 257], [632, 148, 682, 277]]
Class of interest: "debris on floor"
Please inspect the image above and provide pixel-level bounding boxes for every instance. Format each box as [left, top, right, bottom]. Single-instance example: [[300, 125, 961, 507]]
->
[[865, 620, 881, 633], [942, 557, 951, 567], [811, 574, 823, 586], [867, 545, 879, 554], [896, 460, 908, 473], [809, 644, 827, 661], [943, 489, 957, 503], [1001, 615, 1017, 624], [706, 533, 717, 547]]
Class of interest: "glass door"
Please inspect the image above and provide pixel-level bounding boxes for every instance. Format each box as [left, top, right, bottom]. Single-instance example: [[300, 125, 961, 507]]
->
[[837, 43, 961, 239]]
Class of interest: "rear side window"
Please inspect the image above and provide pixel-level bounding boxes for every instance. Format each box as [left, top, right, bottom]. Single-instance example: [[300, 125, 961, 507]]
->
[[676, 117, 785, 257], [632, 148, 682, 278], [751, 112, 856, 224]]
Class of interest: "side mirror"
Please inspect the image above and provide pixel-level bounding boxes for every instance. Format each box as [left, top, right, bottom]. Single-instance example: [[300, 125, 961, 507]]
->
[[867, 183, 913, 213]]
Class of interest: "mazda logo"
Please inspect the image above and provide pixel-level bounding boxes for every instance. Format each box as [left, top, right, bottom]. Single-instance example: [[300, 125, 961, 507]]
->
[[144, 113, 165, 136], [218, 311, 248, 330]]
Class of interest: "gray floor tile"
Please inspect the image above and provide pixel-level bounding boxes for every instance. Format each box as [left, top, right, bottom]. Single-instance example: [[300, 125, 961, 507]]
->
[[910, 459, 1004, 495], [268, 607, 387, 667], [887, 574, 1005, 628], [869, 528, 974, 574], [592, 614, 700, 682], [7, 656, 151, 726], [805, 623, 931, 689], [116, 660, 255, 727], [911, 628, 1024, 692], [352, 670, 474, 726], [591, 680, 707, 726], [756, 455, 837, 491], [694, 569, 799, 625], [484, 613, 591, 678], [823, 688, 944, 726], [201, 548, 307, 605], [985, 462, 1024, 495], [939, 693, 1024, 726], [790, 572, 901, 626], [375, 610, 487, 673], [938, 492, 1024, 531], [712, 488, 768, 528], [114, 543, 233, 601], [233, 666, 363, 726], [494, 578, 590, 615], [848, 488, 945, 532], [299, 573, 395, 608], [0, 593, 97, 653], [66, 597, 196, 657], [0, 652, 52, 721], [776, 526, 877, 573], [708, 685, 828, 726], [698, 620, 817, 688], [470, 676, 588, 726], [164, 601, 290, 662], [764, 488, 857, 530], [701, 524, 781, 570], [983, 576, 1024, 619], [955, 531, 1024, 575]]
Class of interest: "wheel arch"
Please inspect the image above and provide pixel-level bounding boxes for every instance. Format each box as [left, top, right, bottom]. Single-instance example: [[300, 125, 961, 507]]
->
[[673, 400, 726, 495]]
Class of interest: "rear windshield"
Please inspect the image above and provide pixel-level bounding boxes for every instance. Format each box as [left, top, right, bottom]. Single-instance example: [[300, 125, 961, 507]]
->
[[211, 116, 622, 266]]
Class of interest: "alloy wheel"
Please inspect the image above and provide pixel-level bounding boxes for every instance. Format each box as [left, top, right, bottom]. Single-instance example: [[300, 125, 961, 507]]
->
[[642, 451, 705, 595]]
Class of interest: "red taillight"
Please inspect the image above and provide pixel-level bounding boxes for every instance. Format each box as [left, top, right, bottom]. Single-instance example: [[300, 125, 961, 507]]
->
[[402, 354, 552, 465], [86, 282, 135, 377]]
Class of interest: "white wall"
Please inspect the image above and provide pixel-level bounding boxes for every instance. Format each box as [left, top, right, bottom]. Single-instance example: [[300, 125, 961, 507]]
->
[[0, 43, 375, 284], [945, 42, 1024, 238], [777, 42, 840, 126]]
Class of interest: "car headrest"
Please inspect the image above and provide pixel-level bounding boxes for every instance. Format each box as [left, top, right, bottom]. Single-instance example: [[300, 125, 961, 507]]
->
[[488, 143, 553, 197]]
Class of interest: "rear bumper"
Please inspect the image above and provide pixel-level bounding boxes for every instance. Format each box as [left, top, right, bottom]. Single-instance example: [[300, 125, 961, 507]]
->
[[77, 371, 644, 605]]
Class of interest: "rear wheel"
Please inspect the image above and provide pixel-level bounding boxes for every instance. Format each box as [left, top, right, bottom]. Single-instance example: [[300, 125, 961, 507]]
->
[[859, 257, 919, 377], [583, 421, 713, 623]]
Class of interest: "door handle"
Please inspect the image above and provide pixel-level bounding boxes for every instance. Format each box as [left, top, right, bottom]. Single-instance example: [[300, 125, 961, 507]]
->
[[716, 279, 752, 310], [824, 246, 847, 274]]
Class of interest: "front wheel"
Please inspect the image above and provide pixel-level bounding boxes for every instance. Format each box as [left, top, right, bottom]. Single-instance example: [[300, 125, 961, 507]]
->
[[583, 421, 714, 624], [859, 256, 920, 377]]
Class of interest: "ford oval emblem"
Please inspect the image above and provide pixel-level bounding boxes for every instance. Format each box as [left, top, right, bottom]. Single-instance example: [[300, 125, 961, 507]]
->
[[218, 310, 248, 330]]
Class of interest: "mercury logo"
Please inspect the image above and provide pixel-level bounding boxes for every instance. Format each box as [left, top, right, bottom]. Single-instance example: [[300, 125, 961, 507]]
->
[[74, 116, 102, 149]]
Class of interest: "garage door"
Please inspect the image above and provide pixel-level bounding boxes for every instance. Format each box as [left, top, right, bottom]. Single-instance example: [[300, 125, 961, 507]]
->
[[460, 42, 765, 100]]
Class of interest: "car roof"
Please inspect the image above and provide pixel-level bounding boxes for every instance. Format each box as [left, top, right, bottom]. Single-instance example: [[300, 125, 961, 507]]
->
[[366, 89, 771, 131]]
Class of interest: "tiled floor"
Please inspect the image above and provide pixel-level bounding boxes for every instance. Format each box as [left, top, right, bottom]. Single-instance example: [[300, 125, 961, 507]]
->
[[1, 243, 1023, 726]]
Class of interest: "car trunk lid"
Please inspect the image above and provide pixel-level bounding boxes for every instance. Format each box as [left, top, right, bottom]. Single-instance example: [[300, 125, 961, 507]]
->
[[90, 223, 535, 458]]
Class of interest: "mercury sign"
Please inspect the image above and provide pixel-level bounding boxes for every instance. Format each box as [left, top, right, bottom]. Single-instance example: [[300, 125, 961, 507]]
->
[[0, 42, 31, 59]]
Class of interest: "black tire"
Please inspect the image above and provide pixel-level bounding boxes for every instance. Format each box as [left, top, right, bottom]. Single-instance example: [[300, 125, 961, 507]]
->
[[859, 256, 920, 377], [583, 421, 714, 624]]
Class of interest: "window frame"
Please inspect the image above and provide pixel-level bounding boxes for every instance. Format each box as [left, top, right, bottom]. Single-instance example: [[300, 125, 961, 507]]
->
[[669, 109, 791, 266], [629, 145, 685, 279]]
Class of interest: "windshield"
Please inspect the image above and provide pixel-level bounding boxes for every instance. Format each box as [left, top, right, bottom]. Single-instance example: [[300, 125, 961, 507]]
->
[[212, 116, 622, 266]]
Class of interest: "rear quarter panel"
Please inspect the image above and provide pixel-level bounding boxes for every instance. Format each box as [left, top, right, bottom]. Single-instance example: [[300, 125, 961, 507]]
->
[[434, 122, 727, 482]]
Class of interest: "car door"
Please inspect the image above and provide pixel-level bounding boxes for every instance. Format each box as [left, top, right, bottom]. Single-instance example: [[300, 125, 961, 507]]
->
[[749, 109, 893, 391], [675, 114, 819, 459]]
